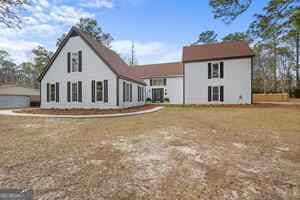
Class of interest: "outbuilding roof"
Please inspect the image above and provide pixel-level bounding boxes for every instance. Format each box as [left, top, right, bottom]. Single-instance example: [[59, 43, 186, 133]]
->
[[0, 84, 39, 96], [183, 41, 255, 62], [132, 62, 183, 78]]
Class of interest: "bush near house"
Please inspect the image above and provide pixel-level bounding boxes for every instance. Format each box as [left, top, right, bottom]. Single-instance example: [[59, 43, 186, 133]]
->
[[146, 98, 152, 103], [164, 98, 170, 103], [294, 88, 300, 98]]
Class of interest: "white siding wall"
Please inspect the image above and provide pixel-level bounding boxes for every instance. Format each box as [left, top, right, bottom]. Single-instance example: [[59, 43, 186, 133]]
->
[[185, 58, 252, 104], [144, 76, 183, 104], [41, 36, 117, 109], [118, 79, 145, 107]]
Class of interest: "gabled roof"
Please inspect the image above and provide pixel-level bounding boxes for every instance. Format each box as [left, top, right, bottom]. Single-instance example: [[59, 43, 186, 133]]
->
[[132, 62, 183, 78], [38, 27, 146, 85], [183, 41, 255, 63]]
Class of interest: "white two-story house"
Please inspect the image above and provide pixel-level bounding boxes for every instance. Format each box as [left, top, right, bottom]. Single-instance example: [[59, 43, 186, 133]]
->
[[38, 26, 254, 109], [38, 27, 146, 109]]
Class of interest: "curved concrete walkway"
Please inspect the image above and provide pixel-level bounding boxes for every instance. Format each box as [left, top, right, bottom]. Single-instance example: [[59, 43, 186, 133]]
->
[[0, 106, 164, 118]]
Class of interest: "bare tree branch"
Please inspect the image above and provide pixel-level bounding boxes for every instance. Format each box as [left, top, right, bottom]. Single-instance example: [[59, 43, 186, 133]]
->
[[0, 0, 27, 28]]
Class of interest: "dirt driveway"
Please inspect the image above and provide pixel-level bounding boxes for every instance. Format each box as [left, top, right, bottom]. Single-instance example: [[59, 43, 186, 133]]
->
[[0, 105, 299, 199]]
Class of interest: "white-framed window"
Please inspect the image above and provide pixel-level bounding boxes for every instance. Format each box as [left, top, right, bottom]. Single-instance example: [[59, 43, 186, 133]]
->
[[150, 78, 166, 86], [47, 83, 60, 103], [71, 52, 79, 72], [72, 82, 78, 102], [123, 82, 132, 102], [212, 63, 219, 78], [138, 86, 145, 102], [126, 83, 130, 101], [208, 85, 224, 102], [50, 84, 55, 101], [212, 86, 219, 101], [96, 81, 103, 102]]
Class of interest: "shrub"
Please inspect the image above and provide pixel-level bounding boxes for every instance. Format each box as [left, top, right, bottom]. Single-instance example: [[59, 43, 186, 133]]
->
[[294, 88, 300, 98], [146, 97, 152, 102], [164, 98, 170, 103]]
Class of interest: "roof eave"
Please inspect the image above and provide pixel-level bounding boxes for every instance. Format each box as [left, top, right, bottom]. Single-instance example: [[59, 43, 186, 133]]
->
[[182, 55, 255, 63]]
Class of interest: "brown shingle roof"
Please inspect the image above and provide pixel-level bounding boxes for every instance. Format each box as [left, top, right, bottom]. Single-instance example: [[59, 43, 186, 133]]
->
[[183, 41, 255, 62], [38, 27, 145, 85], [132, 62, 183, 78]]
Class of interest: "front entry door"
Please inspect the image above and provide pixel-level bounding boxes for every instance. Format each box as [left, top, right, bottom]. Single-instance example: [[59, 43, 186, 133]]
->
[[152, 88, 164, 103]]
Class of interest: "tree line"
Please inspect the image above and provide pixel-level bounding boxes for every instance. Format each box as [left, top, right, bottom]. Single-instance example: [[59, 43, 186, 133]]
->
[[204, 0, 300, 96]]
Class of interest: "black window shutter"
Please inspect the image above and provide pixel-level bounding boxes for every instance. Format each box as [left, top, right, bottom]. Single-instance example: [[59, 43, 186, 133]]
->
[[150, 79, 152, 86], [67, 52, 71, 73], [78, 51, 82, 72], [164, 78, 167, 86], [141, 87, 143, 101], [130, 84, 132, 102], [78, 81, 82, 102], [104, 80, 108, 103], [123, 82, 125, 102], [55, 82, 59, 102], [208, 86, 212, 102], [139, 87, 141, 102], [208, 63, 212, 79], [137, 86, 139, 102], [47, 83, 50, 102], [220, 86, 224, 102], [220, 62, 224, 79], [91, 80, 95, 103], [67, 82, 71, 102]]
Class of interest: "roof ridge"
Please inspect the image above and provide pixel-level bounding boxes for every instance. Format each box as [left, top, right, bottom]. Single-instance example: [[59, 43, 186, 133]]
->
[[135, 62, 182, 67], [183, 40, 248, 48]]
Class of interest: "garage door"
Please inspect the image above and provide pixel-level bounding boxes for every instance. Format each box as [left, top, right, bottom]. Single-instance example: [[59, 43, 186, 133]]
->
[[0, 95, 30, 108]]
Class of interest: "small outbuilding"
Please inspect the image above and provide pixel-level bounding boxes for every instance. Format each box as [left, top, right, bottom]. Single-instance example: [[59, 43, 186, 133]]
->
[[0, 84, 40, 108]]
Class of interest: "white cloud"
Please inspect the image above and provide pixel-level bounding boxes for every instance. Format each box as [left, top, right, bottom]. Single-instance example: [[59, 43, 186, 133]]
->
[[39, 0, 50, 8], [0, 0, 97, 63], [81, 0, 114, 8], [157, 49, 181, 63], [112, 40, 165, 56], [0, 38, 41, 64], [50, 5, 94, 25], [112, 40, 181, 64]]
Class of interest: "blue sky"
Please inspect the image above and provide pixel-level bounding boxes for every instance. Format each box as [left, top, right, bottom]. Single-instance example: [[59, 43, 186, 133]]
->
[[0, 0, 267, 65]]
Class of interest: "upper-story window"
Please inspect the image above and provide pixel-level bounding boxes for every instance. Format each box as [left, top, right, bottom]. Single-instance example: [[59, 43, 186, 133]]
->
[[212, 63, 219, 78], [150, 78, 167, 86], [208, 62, 224, 79], [71, 52, 79, 72], [68, 51, 82, 73]]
